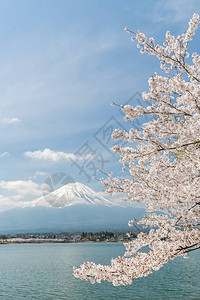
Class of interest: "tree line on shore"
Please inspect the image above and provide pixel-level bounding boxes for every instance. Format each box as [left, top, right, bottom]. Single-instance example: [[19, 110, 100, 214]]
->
[[0, 231, 137, 243]]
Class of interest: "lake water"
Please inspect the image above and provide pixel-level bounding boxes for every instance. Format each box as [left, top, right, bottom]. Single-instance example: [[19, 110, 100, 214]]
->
[[0, 243, 199, 299]]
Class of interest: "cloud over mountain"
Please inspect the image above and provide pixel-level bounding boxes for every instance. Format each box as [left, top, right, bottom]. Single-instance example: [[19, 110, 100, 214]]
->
[[0, 180, 41, 197]]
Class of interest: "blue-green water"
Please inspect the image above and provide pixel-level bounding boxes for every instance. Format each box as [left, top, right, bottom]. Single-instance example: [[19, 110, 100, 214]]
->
[[0, 243, 199, 300]]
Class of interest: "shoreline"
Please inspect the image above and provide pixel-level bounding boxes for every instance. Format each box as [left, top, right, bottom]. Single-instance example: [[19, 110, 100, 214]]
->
[[0, 240, 125, 245]]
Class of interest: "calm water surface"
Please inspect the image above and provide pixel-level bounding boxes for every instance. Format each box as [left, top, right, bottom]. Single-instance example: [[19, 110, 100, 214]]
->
[[0, 243, 199, 300]]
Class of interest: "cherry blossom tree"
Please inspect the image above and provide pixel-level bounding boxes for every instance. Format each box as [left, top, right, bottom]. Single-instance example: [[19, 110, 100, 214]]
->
[[74, 14, 200, 286]]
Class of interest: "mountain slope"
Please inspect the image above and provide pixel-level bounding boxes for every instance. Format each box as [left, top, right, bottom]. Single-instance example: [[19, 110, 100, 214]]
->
[[0, 205, 145, 233]]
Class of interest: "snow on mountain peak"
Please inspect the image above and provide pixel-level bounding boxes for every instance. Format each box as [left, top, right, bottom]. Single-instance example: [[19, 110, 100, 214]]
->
[[32, 182, 113, 208]]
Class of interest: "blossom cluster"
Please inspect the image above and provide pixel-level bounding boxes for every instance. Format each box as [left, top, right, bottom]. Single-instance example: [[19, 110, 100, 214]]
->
[[74, 14, 200, 286]]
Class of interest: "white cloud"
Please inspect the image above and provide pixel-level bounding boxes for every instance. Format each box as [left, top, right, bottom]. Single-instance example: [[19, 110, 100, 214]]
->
[[0, 180, 41, 196], [31, 171, 47, 179], [150, 0, 198, 23], [0, 195, 17, 211], [24, 148, 92, 162], [0, 194, 11, 203], [0, 152, 9, 157], [2, 117, 21, 124], [41, 183, 52, 195], [11, 195, 24, 200], [0, 194, 37, 212], [35, 171, 47, 176], [24, 148, 76, 161]]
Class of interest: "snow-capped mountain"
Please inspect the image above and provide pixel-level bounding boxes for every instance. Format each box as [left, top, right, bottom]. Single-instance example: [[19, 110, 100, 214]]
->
[[31, 182, 113, 208], [0, 182, 145, 233]]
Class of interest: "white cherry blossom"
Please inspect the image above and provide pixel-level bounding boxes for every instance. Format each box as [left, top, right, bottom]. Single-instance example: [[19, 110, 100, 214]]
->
[[74, 14, 200, 286]]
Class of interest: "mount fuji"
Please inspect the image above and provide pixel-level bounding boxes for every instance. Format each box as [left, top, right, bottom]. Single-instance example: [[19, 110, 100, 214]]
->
[[0, 182, 145, 233], [30, 182, 113, 208]]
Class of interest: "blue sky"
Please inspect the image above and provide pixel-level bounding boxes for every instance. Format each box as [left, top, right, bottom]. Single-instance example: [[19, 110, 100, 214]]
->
[[0, 0, 200, 210]]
